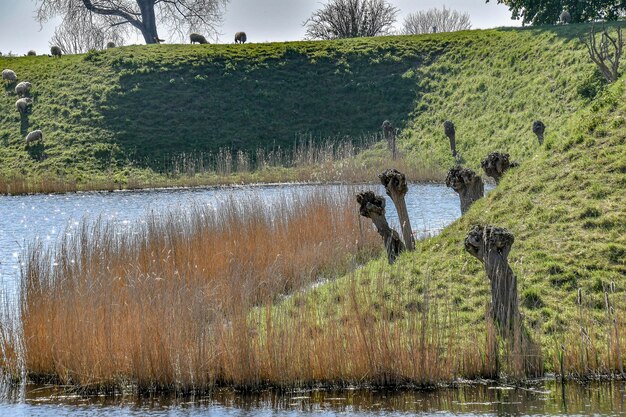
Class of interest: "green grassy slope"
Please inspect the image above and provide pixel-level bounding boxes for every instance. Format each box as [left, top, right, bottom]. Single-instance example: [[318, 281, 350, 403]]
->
[[0, 38, 434, 182], [276, 76, 625, 375], [0, 24, 603, 184], [399, 24, 604, 171]]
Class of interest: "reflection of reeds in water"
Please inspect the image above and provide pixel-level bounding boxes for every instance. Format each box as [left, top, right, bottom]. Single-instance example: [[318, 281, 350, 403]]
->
[[14, 191, 381, 391]]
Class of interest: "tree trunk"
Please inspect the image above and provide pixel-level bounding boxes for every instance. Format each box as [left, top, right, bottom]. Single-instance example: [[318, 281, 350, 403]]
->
[[356, 191, 404, 264], [465, 225, 543, 378], [481, 152, 516, 185], [464, 225, 519, 337], [381, 120, 397, 160], [379, 169, 415, 251], [532, 120, 545, 145], [137, 0, 160, 44], [443, 120, 457, 158], [445, 167, 484, 214]]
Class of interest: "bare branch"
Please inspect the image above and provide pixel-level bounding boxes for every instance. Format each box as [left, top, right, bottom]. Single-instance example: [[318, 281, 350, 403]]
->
[[51, 8, 126, 53], [34, 0, 227, 44], [581, 24, 624, 83], [402, 6, 471, 35], [304, 0, 398, 40]]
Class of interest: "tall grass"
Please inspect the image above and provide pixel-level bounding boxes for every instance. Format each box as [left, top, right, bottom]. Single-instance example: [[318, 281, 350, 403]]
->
[[4, 185, 519, 392], [14, 189, 380, 391], [0, 135, 443, 195]]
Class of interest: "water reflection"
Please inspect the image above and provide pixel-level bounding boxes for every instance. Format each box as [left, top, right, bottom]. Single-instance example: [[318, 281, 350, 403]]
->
[[0, 381, 623, 416]]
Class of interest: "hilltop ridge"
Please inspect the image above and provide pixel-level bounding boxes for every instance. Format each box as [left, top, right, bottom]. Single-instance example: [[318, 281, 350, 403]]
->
[[0, 24, 603, 188]]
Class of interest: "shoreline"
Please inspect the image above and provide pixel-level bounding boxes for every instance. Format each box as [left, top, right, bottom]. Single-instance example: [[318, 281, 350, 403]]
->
[[0, 177, 446, 197], [8, 373, 626, 397]]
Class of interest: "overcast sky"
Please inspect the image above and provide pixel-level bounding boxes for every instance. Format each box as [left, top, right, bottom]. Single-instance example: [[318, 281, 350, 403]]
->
[[0, 0, 520, 55]]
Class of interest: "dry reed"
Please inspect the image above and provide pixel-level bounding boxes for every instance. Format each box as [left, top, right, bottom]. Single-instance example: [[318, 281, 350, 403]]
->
[[16, 190, 381, 391], [554, 285, 626, 379], [0, 135, 443, 196]]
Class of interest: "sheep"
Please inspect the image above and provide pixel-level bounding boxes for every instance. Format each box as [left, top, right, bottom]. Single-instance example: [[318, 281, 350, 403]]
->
[[25, 130, 43, 146], [15, 81, 32, 97], [50, 45, 62, 57], [2, 69, 17, 82], [106, 42, 116, 49], [190, 33, 209, 44], [15, 97, 33, 115], [560, 10, 571, 24], [27, 50, 36, 56], [235, 32, 247, 44]]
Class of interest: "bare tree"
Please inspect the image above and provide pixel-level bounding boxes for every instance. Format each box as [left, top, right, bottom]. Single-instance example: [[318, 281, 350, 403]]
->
[[35, 0, 228, 45], [402, 6, 471, 35], [304, 0, 398, 40], [51, 8, 126, 54], [581, 24, 624, 84]]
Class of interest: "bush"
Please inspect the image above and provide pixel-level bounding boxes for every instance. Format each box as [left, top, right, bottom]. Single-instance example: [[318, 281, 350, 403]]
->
[[577, 69, 605, 101], [522, 287, 544, 309]]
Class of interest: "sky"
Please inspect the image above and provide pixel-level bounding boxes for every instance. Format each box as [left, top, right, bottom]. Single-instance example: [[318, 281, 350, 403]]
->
[[0, 0, 520, 55]]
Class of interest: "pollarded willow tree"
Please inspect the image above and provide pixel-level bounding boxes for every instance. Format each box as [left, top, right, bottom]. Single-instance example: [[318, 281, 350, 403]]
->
[[36, 0, 228, 45], [486, 0, 626, 25], [304, 0, 398, 40], [402, 6, 471, 35]]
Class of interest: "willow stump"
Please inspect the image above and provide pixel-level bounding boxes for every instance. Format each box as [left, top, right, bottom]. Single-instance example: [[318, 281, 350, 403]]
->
[[382, 120, 397, 160], [379, 169, 415, 251], [445, 167, 484, 214], [357, 191, 405, 264], [464, 225, 520, 337], [532, 120, 545, 145], [481, 152, 516, 184], [443, 120, 457, 158]]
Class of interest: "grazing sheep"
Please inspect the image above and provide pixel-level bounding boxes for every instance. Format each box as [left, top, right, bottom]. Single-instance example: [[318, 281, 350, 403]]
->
[[560, 10, 571, 24], [15, 81, 32, 97], [190, 33, 209, 44], [2, 69, 17, 82], [15, 97, 33, 114], [27, 50, 36, 56], [25, 130, 43, 146], [106, 42, 116, 48], [50, 45, 62, 57], [235, 31, 247, 44]]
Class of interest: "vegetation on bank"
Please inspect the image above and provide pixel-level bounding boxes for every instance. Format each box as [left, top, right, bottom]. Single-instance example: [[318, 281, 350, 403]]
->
[[11, 190, 380, 390], [0, 23, 606, 192], [255, 75, 626, 385], [4, 77, 624, 391], [0, 22, 623, 391]]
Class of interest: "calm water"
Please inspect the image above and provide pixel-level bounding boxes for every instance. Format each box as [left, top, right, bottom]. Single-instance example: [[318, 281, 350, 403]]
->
[[0, 381, 623, 416], [0, 183, 463, 295]]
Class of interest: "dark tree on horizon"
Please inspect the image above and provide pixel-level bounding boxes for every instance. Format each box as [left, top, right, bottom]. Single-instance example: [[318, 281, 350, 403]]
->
[[486, 0, 626, 25], [35, 0, 228, 45]]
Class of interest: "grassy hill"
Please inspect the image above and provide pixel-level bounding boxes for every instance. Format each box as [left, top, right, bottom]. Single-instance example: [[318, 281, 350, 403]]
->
[[252, 74, 626, 385], [0, 24, 604, 189], [2, 23, 624, 390]]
